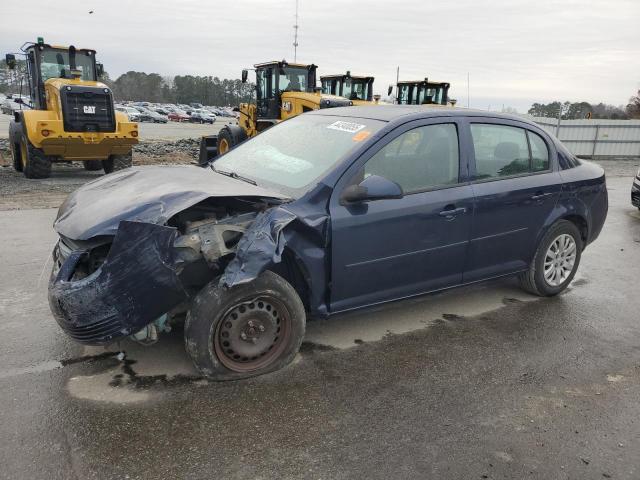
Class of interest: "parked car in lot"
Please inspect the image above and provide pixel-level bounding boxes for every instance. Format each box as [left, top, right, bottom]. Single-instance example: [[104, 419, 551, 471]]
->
[[1, 97, 30, 115], [189, 111, 216, 124], [632, 168, 640, 209], [47, 106, 607, 380], [168, 110, 190, 122], [133, 106, 168, 123], [115, 106, 141, 122]]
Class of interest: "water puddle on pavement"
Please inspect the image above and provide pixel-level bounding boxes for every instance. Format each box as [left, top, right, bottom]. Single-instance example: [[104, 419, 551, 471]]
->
[[60, 278, 542, 403]]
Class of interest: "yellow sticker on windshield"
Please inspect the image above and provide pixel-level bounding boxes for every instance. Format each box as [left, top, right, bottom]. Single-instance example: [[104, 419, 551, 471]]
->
[[352, 130, 371, 142]]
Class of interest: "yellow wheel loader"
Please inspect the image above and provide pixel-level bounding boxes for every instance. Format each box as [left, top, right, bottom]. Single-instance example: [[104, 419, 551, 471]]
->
[[199, 60, 352, 163], [6, 38, 138, 178], [320, 72, 378, 106], [394, 78, 451, 106]]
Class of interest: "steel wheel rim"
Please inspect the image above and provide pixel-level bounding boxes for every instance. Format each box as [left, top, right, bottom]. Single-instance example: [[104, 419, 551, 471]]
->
[[20, 138, 28, 169], [214, 296, 291, 373], [543, 233, 577, 287], [218, 138, 229, 154]]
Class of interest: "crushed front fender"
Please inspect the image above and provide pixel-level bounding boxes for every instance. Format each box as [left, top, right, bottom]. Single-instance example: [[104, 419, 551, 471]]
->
[[48, 221, 188, 345]]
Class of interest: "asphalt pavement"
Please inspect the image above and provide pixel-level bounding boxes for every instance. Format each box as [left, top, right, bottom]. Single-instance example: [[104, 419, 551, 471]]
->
[[0, 172, 639, 479]]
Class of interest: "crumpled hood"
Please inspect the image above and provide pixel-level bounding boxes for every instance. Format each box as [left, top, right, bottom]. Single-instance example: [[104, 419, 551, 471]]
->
[[54, 165, 288, 240]]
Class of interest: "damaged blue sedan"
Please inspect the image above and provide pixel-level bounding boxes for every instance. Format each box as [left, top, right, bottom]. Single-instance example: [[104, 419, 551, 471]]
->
[[49, 106, 608, 380]]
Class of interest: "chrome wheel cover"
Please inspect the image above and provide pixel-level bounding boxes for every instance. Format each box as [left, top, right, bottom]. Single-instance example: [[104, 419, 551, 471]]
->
[[543, 234, 577, 287]]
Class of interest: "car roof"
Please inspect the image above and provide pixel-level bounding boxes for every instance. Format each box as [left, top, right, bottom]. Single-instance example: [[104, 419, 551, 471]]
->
[[307, 105, 538, 128]]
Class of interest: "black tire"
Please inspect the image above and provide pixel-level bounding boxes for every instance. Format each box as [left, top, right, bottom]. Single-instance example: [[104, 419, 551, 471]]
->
[[102, 151, 133, 174], [518, 220, 583, 296], [216, 126, 236, 156], [20, 136, 52, 179], [185, 271, 306, 381], [83, 160, 103, 171], [11, 141, 22, 172]]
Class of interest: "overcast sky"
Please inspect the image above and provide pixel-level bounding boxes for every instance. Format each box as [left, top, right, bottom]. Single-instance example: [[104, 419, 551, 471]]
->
[[2, 0, 639, 112]]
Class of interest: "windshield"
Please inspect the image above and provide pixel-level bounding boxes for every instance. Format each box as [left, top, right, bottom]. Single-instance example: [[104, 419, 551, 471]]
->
[[279, 67, 309, 92], [342, 79, 370, 101], [213, 114, 385, 197], [418, 86, 444, 104], [39, 48, 96, 81]]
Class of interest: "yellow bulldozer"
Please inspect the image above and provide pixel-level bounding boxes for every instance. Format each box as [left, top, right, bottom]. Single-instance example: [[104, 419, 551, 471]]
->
[[395, 78, 451, 106], [320, 72, 377, 105], [6, 38, 138, 178], [200, 60, 352, 162]]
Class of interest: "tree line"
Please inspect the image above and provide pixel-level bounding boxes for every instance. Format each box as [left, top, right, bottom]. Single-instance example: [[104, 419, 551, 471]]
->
[[528, 95, 640, 120], [101, 71, 255, 106], [0, 61, 255, 106]]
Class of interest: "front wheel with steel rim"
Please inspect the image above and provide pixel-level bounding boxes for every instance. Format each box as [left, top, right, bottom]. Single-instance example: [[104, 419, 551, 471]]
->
[[519, 219, 583, 296], [185, 271, 306, 380]]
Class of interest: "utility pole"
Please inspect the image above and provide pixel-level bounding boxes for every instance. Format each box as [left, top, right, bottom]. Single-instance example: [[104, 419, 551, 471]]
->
[[293, 0, 299, 62]]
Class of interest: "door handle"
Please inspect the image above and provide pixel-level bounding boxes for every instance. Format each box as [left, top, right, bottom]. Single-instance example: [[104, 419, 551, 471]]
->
[[439, 206, 467, 218], [530, 192, 553, 201]]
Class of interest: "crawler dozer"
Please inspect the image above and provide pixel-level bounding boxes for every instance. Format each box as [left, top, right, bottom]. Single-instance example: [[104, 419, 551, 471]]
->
[[395, 78, 451, 106], [5, 38, 138, 178], [320, 72, 377, 105], [200, 60, 352, 162]]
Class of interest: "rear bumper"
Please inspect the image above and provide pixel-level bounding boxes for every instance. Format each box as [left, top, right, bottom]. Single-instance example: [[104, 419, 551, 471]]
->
[[48, 221, 187, 345], [632, 178, 640, 208]]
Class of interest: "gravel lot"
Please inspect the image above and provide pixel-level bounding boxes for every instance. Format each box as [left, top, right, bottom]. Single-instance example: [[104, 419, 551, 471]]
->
[[0, 114, 241, 209]]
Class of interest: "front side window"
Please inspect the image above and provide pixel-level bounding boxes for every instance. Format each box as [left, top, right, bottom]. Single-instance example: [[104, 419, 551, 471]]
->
[[471, 124, 531, 179], [398, 85, 410, 104], [256, 68, 270, 100], [360, 123, 459, 194]]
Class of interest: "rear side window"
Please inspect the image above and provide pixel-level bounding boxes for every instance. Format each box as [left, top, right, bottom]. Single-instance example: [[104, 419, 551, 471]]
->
[[362, 123, 459, 193], [471, 124, 551, 180], [528, 131, 550, 171]]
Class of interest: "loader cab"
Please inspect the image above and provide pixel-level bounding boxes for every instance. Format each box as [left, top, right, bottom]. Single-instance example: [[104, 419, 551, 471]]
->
[[250, 61, 317, 120], [320, 73, 374, 102], [396, 78, 450, 106], [21, 42, 99, 110]]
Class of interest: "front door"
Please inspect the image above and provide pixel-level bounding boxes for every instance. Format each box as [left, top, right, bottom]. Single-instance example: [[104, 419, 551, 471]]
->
[[329, 120, 473, 312]]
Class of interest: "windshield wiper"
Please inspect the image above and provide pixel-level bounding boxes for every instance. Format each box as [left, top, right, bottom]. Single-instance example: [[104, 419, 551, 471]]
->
[[210, 164, 257, 185]]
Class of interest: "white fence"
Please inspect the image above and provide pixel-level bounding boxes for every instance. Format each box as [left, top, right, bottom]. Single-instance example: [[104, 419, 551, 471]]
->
[[530, 116, 640, 158]]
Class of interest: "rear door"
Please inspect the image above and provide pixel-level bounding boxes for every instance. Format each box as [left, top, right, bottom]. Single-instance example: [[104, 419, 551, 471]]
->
[[464, 118, 561, 282], [329, 118, 474, 312]]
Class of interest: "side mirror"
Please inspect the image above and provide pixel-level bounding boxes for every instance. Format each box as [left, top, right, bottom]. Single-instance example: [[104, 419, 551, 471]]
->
[[387, 85, 393, 96], [5, 54, 16, 69], [241, 69, 248, 83], [96, 63, 104, 77], [341, 175, 403, 204]]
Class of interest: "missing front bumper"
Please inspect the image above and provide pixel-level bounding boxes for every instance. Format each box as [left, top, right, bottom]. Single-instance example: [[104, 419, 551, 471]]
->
[[48, 221, 188, 345]]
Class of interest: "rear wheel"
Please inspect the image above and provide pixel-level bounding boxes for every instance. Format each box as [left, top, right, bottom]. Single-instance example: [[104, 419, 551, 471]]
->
[[184, 271, 306, 380], [83, 160, 103, 171], [519, 220, 583, 296], [20, 136, 52, 179], [102, 151, 132, 174]]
